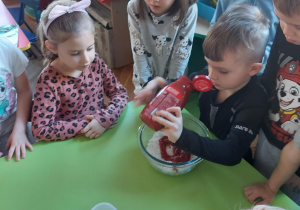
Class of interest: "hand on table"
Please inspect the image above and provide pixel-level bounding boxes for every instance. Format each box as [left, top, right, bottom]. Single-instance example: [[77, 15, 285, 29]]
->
[[152, 107, 183, 143], [244, 182, 275, 205], [6, 130, 33, 161], [81, 115, 106, 139]]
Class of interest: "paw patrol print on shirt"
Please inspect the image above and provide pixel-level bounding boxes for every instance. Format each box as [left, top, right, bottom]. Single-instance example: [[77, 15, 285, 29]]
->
[[176, 36, 192, 60], [152, 35, 171, 56], [269, 60, 300, 144]]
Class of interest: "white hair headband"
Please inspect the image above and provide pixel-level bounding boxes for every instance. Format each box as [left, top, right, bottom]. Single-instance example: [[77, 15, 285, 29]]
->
[[43, 0, 91, 38]]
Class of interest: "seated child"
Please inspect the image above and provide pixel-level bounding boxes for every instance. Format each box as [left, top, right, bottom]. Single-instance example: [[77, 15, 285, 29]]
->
[[0, 37, 36, 161], [31, 0, 128, 141], [244, 0, 300, 206], [134, 4, 270, 166], [210, 0, 279, 73]]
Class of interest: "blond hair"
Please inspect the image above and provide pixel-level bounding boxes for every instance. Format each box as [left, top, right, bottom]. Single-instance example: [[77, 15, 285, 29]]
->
[[273, 0, 300, 17], [37, 0, 95, 65], [203, 4, 269, 63]]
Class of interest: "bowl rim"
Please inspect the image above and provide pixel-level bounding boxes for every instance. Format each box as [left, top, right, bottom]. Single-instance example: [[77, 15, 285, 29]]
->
[[138, 113, 211, 166]]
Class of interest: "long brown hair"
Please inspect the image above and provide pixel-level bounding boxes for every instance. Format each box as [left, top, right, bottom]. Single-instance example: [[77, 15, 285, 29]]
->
[[138, 0, 198, 26]]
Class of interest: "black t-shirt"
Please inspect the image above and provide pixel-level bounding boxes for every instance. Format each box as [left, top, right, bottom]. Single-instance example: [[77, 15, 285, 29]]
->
[[261, 26, 300, 176], [174, 68, 267, 166]]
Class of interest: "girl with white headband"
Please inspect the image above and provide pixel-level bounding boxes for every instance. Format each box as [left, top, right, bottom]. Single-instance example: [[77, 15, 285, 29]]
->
[[32, 0, 128, 141]]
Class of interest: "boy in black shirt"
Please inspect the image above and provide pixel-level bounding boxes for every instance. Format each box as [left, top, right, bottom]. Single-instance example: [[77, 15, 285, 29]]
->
[[245, 0, 300, 205], [134, 4, 269, 166]]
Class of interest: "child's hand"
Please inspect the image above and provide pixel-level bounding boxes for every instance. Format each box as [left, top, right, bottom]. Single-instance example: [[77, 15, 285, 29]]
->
[[244, 182, 275, 205], [6, 131, 33, 161], [152, 107, 183, 143], [134, 77, 167, 107], [134, 87, 156, 107], [0, 152, 2, 157], [81, 115, 106, 139]]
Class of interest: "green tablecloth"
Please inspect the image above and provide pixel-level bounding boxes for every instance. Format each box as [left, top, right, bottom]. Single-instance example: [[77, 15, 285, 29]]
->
[[0, 102, 297, 210]]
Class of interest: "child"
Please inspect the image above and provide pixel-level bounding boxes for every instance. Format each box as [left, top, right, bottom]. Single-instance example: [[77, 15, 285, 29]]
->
[[0, 37, 36, 161], [127, 0, 198, 94], [244, 0, 300, 205], [210, 0, 279, 73], [32, 0, 128, 141], [134, 4, 269, 166]]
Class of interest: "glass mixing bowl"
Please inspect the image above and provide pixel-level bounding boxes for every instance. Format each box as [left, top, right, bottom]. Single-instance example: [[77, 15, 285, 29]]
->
[[138, 113, 211, 176]]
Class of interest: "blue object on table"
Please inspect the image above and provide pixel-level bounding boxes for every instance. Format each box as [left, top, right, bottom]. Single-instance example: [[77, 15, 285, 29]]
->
[[197, 0, 216, 22]]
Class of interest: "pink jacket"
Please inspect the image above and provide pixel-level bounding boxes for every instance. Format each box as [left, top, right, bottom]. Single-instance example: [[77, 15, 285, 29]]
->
[[32, 55, 128, 141]]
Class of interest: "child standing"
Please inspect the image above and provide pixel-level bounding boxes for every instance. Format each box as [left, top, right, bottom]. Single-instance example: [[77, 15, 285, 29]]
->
[[127, 0, 198, 94], [244, 0, 300, 205], [0, 37, 36, 161], [135, 4, 269, 166], [210, 0, 279, 73], [32, 0, 128, 141]]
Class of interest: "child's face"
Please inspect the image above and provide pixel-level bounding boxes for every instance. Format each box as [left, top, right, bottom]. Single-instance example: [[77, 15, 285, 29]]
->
[[51, 31, 95, 73], [144, 0, 175, 16], [274, 6, 300, 45], [205, 49, 257, 93]]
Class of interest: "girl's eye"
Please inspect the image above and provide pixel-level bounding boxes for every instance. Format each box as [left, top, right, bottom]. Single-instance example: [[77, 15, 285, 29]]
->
[[295, 25, 300, 30], [71, 52, 79, 56]]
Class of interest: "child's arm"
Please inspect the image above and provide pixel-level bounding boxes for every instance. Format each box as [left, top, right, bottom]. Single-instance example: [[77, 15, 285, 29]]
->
[[82, 60, 128, 138], [6, 72, 33, 161], [134, 77, 167, 107], [244, 139, 300, 204], [153, 101, 267, 166], [167, 4, 197, 79]]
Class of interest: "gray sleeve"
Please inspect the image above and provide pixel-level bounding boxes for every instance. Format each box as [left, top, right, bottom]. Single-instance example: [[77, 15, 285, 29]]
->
[[127, 1, 152, 91], [167, 4, 198, 79]]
